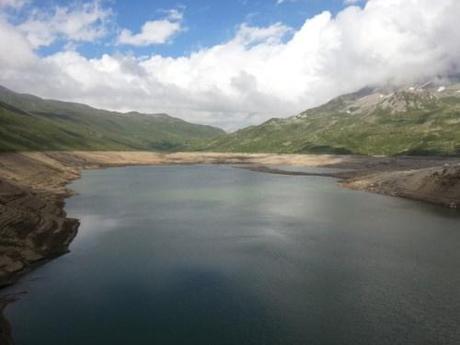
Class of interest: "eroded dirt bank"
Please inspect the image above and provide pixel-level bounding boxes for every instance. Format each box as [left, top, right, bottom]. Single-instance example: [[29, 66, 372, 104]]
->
[[0, 151, 459, 289], [342, 164, 460, 208]]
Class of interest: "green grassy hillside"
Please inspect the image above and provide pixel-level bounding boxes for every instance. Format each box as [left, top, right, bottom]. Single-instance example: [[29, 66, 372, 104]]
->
[[0, 85, 224, 152], [203, 83, 460, 156]]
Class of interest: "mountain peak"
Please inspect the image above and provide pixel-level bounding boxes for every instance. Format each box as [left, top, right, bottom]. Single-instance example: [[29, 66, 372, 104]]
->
[[204, 83, 460, 156]]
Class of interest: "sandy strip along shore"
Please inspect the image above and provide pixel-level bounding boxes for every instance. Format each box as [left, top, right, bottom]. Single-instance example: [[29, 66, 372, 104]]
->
[[0, 151, 459, 289]]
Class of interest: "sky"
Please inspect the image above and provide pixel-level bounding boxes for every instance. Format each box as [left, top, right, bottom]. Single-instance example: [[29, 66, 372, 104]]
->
[[0, 0, 459, 130]]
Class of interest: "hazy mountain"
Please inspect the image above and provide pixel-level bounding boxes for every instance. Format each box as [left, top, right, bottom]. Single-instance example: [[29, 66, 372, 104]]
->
[[203, 81, 460, 156], [0, 85, 224, 152]]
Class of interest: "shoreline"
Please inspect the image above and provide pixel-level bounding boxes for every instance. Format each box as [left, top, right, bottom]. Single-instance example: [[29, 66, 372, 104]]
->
[[1, 151, 459, 289], [0, 151, 344, 288]]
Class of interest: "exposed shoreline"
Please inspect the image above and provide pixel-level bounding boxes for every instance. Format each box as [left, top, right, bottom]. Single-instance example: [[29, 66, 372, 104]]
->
[[1, 151, 459, 289]]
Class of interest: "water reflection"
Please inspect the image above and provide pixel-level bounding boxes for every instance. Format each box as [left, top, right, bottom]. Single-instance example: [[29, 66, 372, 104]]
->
[[3, 165, 460, 345]]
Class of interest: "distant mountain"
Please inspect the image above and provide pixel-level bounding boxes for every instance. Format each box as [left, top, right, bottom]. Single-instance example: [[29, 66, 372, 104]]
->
[[203, 81, 460, 156], [0, 85, 224, 152]]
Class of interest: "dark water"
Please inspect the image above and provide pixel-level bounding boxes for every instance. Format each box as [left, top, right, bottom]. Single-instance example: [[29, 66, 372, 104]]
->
[[4, 165, 460, 345]]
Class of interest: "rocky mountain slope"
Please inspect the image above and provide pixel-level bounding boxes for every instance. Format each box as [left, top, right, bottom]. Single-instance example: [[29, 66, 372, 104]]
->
[[203, 81, 460, 156], [0, 85, 224, 152]]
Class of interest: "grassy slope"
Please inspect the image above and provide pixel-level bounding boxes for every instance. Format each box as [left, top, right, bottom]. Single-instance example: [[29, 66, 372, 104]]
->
[[203, 85, 460, 156], [0, 86, 224, 151]]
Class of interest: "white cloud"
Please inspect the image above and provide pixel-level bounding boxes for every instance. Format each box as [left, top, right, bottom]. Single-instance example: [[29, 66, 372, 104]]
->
[[0, 0, 27, 9], [18, 1, 112, 48], [0, 0, 460, 130], [0, 19, 36, 67], [276, 0, 297, 5], [344, 0, 363, 4], [163, 9, 183, 21], [235, 22, 291, 45], [117, 9, 183, 46]]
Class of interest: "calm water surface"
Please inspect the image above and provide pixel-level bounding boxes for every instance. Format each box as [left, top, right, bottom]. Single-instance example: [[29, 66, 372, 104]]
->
[[4, 165, 460, 345]]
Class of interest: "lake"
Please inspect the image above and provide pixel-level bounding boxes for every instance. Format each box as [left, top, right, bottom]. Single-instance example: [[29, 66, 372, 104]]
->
[[4, 165, 460, 345]]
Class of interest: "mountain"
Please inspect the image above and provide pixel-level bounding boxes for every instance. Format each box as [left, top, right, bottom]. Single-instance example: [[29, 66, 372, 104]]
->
[[0, 85, 224, 152], [203, 82, 460, 156]]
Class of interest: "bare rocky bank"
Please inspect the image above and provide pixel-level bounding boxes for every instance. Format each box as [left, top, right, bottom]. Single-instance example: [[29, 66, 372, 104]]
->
[[343, 163, 460, 208], [0, 151, 459, 288]]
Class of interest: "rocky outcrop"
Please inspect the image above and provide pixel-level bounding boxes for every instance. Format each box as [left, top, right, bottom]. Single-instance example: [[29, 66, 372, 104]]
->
[[343, 164, 460, 208], [0, 179, 79, 287]]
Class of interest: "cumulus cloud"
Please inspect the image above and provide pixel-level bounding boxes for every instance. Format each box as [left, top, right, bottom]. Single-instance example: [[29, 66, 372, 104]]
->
[[0, 0, 459, 130], [17, 1, 112, 48], [0, 19, 36, 67], [117, 9, 183, 46]]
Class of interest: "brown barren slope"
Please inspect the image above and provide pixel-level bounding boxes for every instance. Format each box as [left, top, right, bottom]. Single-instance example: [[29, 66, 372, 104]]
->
[[343, 164, 460, 208]]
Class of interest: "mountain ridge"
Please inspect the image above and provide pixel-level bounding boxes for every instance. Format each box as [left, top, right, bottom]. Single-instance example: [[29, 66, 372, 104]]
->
[[202, 81, 460, 156], [2, 82, 460, 156], [0, 85, 225, 152]]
